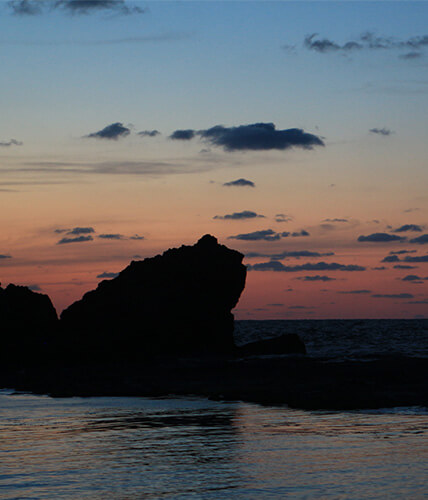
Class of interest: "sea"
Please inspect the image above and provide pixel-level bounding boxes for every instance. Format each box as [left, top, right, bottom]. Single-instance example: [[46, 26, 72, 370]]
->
[[1, 319, 427, 499]]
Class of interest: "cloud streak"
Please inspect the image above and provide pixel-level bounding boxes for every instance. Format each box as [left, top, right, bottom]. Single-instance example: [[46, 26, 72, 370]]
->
[[248, 261, 366, 272], [213, 210, 265, 221], [8, 0, 146, 16], [358, 233, 406, 243], [85, 122, 130, 140], [0, 139, 23, 147], [223, 178, 255, 187], [57, 235, 93, 244]]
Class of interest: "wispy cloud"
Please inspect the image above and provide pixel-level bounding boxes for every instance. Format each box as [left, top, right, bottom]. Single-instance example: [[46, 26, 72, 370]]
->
[[57, 235, 93, 244], [0, 139, 23, 147], [223, 178, 255, 188], [358, 233, 406, 243], [8, 0, 146, 16], [248, 261, 365, 272], [213, 210, 264, 221], [369, 127, 394, 136]]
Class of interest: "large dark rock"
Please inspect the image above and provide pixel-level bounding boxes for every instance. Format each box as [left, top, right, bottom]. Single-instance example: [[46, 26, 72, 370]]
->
[[0, 283, 58, 367], [60, 235, 247, 360], [237, 333, 306, 357]]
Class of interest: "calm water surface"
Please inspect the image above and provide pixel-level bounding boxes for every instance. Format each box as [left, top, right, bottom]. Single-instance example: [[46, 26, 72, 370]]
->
[[0, 391, 427, 499]]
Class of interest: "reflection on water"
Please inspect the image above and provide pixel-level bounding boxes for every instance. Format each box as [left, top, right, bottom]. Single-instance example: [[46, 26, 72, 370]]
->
[[0, 391, 427, 499]]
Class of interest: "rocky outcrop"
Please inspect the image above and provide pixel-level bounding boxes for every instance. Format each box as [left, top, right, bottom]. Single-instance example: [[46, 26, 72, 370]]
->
[[0, 284, 58, 367], [237, 333, 306, 356], [60, 235, 247, 360]]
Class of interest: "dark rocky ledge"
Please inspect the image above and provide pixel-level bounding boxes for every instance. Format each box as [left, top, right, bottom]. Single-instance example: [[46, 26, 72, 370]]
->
[[1, 235, 427, 411]]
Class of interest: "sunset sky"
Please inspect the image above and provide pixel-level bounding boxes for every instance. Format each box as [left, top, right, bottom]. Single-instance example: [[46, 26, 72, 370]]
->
[[0, 0, 427, 319]]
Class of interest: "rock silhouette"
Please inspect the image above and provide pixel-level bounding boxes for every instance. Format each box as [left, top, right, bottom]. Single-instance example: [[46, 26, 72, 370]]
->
[[0, 283, 58, 367], [60, 235, 247, 360]]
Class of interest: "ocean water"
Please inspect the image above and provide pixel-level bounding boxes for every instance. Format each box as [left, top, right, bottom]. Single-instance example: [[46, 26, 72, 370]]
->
[[1, 319, 427, 499]]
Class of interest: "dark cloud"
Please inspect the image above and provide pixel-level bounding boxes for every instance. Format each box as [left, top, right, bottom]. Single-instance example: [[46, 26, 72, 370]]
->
[[214, 210, 265, 221], [358, 233, 406, 243], [337, 290, 372, 294], [275, 214, 292, 223], [98, 233, 123, 240], [169, 129, 196, 140], [402, 275, 428, 282], [246, 250, 334, 259], [410, 234, 428, 244], [407, 299, 428, 305], [97, 271, 119, 279], [9, 0, 146, 16], [289, 305, 315, 310], [369, 128, 393, 136], [390, 249, 417, 254], [55, 0, 146, 15], [304, 32, 428, 54], [129, 234, 144, 240], [248, 261, 366, 272], [323, 218, 349, 223], [85, 122, 130, 140], [228, 229, 281, 241], [267, 303, 284, 307], [296, 275, 336, 282], [137, 130, 160, 138], [291, 230, 310, 237], [8, 0, 43, 15], [304, 33, 363, 53], [198, 123, 324, 152], [223, 178, 255, 188], [372, 266, 387, 271], [372, 293, 414, 299], [404, 254, 428, 263], [0, 139, 23, 147], [57, 235, 93, 244], [67, 227, 95, 235], [400, 52, 423, 59], [393, 265, 418, 269], [0, 254, 12, 259], [393, 224, 423, 233], [382, 255, 400, 263], [27, 284, 41, 291]]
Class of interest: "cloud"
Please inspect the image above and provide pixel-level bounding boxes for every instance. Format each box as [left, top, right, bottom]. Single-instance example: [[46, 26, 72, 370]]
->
[[248, 261, 366, 272], [390, 249, 417, 254], [213, 210, 265, 221], [98, 233, 123, 240], [289, 305, 315, 310], [291, 230, 310, 237], [372, 293, 414, 299], [228, 229, 281, 241], [223, 178, 255, 188], [358, 233, 406, 243], [369, 128, 393, 136], [9, 0, 146, 16], [0, 139, 23, 147], [399, 51, 423, 59], [198, 123, 324, 152], [246, 250, 334, 259], [169, 129, 196, 140], [382, 255, 400, 263], [8, 0, 43, 15], [323, 218, 349, 223], [404, 254, 428, 263], [67, 227, 95, 235], [402, 275, 428, 281], [57, 235, 93, 244], [337, 289, 372, 294], [393, 265, 418, 269], [85, 122, 130, 140], [372, 266, 387, 270], [137, 130, 160, 138], [393, 224, 423, 233], [97, 271, 119, 279], [296, 275, 336, 282], [27, 284, 41, 291], [275, 214, 292, 223], [304, 32, 428, 54], [0, 254, 12, 259], [267, 303, 284, 307], [129, 234, 144, 240], [409, 234, 428, 244], [407, 299, 428, 305]]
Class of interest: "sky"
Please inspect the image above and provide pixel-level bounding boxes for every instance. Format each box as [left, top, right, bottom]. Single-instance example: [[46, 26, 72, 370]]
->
[[0, 0, 427, 320]]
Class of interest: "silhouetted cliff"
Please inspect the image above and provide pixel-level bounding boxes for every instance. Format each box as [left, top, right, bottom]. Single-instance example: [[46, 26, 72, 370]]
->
[[0, 283, 58, 367], [60, 235, 247, 360]]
